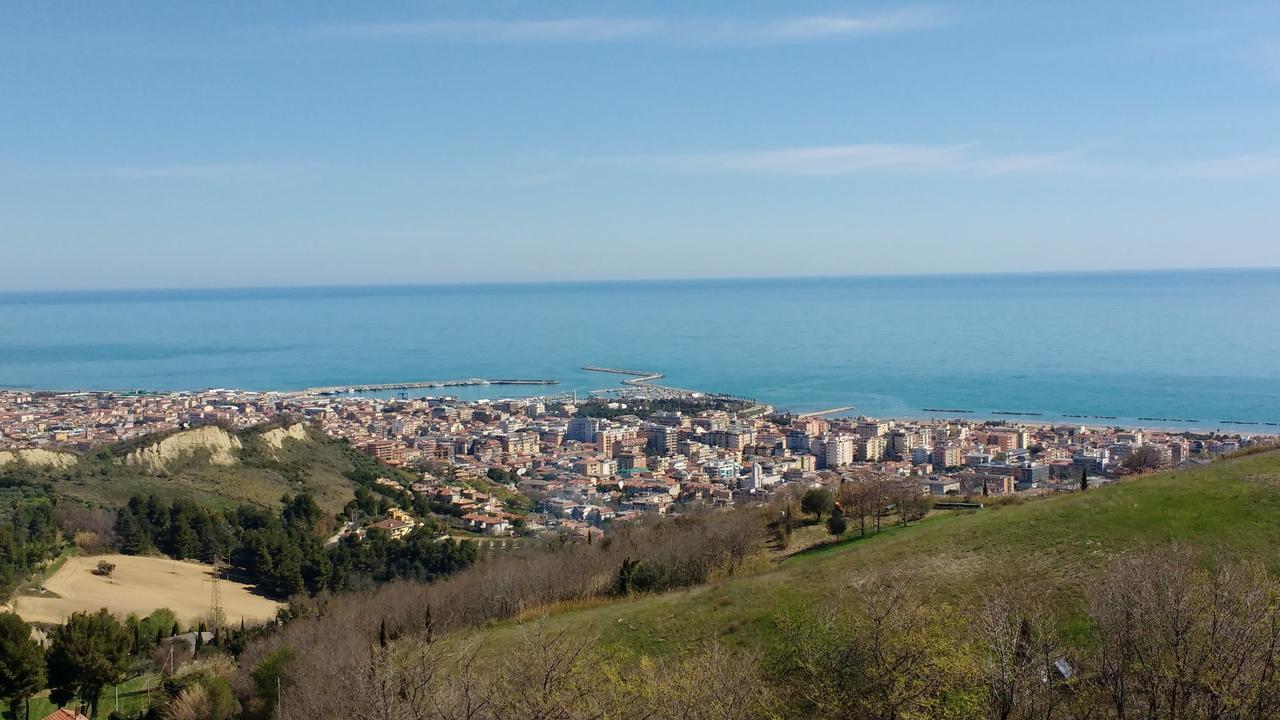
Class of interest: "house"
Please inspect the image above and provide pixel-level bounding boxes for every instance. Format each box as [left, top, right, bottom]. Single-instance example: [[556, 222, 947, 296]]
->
[[367, 510, 415, 539], [461, 512, 511, 536], [42, 710, 91, 720]]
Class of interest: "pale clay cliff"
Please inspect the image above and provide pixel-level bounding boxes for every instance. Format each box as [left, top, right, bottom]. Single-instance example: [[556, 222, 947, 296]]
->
[[124, 425, 243, 470], [259, 422, 310, 454], [2, 422, 311, 473], [0, 448, 79, 469]]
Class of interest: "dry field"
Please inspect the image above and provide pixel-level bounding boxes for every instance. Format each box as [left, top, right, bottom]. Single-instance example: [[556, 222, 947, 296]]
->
[[13, 554, 281, 626]]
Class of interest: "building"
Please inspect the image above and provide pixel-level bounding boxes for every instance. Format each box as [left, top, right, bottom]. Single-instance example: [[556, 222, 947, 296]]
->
[[987, 428, 1028, 451], [361, 439, 405, 465], [705, 427, 755, 450], [823, 434, 855, 468], [462, 512, 511, 536], [932, 444, 962, 468], [594, 428, 625, 455], [567, 417, 607, 443], [502, 431, 540, 455], [858, 436, 886, 462], [857, 420, 890, 438], [367, 510, 414, 540], [644, 425, 678, 455]]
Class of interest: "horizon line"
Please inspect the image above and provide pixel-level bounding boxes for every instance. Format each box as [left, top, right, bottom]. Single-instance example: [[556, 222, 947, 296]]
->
[[4, 265, 1279, 298]]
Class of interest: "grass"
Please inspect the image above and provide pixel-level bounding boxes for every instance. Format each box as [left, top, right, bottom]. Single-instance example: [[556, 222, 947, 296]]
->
[[467, 450, 1280, 656], [28, 672, 160, 719]]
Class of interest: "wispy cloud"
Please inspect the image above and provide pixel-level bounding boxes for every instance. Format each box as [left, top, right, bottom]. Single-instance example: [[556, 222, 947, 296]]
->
[[1171, 149, 1280, 179], [95, 163, 295, 180], [597, 143, 1089, 177], [325, 18, 658, 44], [722, 9, 947, 43], [311, 9, 947, 46]]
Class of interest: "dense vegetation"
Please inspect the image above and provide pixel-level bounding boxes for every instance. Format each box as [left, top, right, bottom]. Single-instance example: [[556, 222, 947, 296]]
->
[[0, 495, 59, 601], [113, 492, 476, 598], [572, 396, 757, 419]]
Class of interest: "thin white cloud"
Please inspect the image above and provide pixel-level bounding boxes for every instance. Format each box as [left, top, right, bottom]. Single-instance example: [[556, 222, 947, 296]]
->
[[327, 18, 658, 43], [1172, 149, 1280, 179], [312, 10, 946, 46], [92, 163, 300, 180], [599, 143, 1087, 177], [744, 9, 946, 42]]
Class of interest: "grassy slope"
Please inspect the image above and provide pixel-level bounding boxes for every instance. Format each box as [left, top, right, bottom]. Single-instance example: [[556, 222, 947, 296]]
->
[[473, 450, 1280, 656], [48, 429, 358, 514], [28, 672, 159, 719]]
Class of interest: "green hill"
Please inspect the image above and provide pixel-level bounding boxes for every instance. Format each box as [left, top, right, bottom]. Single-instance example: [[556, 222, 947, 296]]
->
[[1, 423, 365, 514], [473, 448, 1280, 655]]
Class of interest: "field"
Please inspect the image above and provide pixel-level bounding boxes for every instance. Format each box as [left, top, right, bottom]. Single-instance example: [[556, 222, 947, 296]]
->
[[13, 554, 281, 626], [469, 449, 1280, 655]]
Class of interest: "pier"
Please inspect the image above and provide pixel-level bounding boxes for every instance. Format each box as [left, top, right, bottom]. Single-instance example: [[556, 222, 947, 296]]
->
[[303, 378, 558, 396], [582, 366, 665, 384], [797, 406, 857, 418]]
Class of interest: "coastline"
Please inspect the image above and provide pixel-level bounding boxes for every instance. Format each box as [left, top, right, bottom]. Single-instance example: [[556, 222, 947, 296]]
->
[[6, 380, 1277, 437]]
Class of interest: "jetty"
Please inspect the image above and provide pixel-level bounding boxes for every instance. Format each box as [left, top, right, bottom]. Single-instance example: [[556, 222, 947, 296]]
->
[[303, 378, 558, 396], [797, 406, 857, 418], [582, 366, 665, 384]]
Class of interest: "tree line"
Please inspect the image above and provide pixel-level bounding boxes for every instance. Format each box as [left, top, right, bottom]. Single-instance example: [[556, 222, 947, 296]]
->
[[113, 492, 476, 598], [0, 495, 58, 602]]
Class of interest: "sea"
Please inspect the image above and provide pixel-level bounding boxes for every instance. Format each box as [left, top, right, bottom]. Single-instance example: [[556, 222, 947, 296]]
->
[[2, 269, 1279, 433]]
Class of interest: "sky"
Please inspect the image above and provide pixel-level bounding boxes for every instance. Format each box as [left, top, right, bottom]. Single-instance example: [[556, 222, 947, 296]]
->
[[2, 1, 1279, 291]]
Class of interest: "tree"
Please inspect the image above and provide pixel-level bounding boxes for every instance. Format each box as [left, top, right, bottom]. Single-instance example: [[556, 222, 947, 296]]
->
[[1079, 466, 1089, 491], [1120, 445, 1167, 474], [0, 613, 44, 720], [1087, 550, 1280, 719], [770, 572, 965, 720], [801, 488, 834, 521], [112, 509, 148, 555], [46, 610, 132, 719], [826, 505, 847, 538]]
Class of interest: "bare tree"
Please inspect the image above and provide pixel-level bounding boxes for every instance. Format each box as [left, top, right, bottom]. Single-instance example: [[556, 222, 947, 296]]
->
[[1119, 446, 1167, 475], [771, 570, 965, 720], [1087, 549, 1280, 720], [977, 585, 1075, 720]]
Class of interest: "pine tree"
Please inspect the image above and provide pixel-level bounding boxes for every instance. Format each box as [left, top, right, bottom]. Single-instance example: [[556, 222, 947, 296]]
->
[[826, 505, 847, 538], [46, 610, 131, 719], [0, 612, 45, 720]]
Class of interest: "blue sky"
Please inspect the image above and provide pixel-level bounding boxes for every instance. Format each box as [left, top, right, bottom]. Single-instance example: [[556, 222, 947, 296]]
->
[[3, 1, 1279, 291]]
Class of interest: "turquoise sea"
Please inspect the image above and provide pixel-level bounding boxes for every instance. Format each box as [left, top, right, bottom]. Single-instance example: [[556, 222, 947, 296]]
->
[[2, 270, 1279, 432]]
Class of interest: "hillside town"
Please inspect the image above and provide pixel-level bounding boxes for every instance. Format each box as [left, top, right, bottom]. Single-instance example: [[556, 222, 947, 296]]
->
[[2, 387, 1273, 542]]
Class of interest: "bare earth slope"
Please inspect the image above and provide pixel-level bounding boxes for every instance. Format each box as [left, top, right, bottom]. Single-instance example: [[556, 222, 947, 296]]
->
[[13, 554, 281, 626]]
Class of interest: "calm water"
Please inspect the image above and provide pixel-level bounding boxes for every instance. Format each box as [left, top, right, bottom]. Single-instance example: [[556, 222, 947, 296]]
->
[[2, 270, 1279, 432]]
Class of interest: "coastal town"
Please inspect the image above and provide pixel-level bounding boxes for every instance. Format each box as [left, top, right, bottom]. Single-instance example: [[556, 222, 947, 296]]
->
[[2, 382, 1273, 544]]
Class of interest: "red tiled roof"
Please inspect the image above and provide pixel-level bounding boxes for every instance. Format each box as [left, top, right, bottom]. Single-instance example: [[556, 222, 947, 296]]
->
[[43, 709, 91, 720]]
